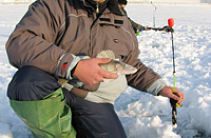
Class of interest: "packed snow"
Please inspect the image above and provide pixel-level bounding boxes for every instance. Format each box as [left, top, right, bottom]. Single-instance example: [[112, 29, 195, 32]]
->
[[0, 3, 211, 138]]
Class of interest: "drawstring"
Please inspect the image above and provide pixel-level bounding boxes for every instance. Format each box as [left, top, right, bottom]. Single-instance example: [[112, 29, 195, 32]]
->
[[96, 2, 99, 13]]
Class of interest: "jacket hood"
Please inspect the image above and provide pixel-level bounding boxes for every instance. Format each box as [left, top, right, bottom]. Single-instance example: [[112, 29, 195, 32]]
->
[[107, 0, 123, 16]]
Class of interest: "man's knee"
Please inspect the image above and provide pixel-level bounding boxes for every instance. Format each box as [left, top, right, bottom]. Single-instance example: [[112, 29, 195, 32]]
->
[[7, 66, 60, 101]]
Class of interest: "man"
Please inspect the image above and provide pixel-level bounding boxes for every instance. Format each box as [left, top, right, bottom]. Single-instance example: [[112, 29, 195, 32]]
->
[[6, 0, 184, 137], [118, 0, 174, 34]]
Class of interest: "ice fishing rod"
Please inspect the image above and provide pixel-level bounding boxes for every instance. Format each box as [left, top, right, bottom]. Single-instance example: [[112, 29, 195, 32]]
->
[[151, 1, 157, 28], [168, 18, 180, 128]]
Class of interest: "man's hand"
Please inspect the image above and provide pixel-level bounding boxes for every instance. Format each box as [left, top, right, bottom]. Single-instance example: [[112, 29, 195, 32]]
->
[[158, 86, 185, 106], [73, 58, 118, 85]]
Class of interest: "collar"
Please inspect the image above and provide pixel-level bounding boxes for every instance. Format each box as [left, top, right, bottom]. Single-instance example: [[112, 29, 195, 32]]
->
[[81, 0, 123, 16]]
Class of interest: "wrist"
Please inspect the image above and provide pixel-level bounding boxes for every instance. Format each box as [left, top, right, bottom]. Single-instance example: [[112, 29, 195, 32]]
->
[[147, 79, 167, 96], [65, 55, 81, 80], [72, 60, 81, 78]]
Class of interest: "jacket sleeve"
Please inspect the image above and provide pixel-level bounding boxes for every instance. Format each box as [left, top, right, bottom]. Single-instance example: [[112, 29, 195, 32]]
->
[[124, 24, 165, 95], [120, 7, 142, 32], [126, 56, 162, 93], [128, 18, 143, 31], [5, 0, 74, 78]]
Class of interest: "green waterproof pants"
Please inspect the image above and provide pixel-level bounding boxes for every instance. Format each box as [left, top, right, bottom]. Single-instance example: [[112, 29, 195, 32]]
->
[[10, 88, 76, 138]]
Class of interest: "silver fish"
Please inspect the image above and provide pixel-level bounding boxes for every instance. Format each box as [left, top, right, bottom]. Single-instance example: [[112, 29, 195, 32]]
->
[[58, 50, 137, 86], [97, 50, 137, 75]]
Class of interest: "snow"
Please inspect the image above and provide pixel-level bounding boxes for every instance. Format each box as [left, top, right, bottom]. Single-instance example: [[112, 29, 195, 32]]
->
[[0, 3, 211, 138]]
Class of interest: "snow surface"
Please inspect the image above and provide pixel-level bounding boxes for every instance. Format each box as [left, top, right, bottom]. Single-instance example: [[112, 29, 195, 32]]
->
[[0, 3, 211, 138]]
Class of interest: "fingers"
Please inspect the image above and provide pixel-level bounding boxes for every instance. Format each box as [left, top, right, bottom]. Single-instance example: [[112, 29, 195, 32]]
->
[[174, 88, 185, 105], [169, 87, 184, 106], [159, 86, 185, 106], [73, 58, 118, 85], [96, 58, 118, 79], [96, 58, 111, 64], [99, 69, 118, 80]]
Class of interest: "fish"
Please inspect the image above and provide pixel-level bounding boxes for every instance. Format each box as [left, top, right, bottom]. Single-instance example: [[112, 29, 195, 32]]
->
[[97, 50, 137, 76], [58, 50, 137, 86]]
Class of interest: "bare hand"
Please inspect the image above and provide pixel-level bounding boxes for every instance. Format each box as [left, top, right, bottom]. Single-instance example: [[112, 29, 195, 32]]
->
[[73, 58, 118, 85], [158, 86, 185, 106]]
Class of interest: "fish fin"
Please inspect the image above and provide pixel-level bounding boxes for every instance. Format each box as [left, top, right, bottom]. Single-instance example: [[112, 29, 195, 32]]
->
[[97, 50, 115, 59]]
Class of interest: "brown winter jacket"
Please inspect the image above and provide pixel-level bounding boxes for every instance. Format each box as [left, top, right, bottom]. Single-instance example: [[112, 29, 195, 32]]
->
[[6, 0, 161, 94]]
